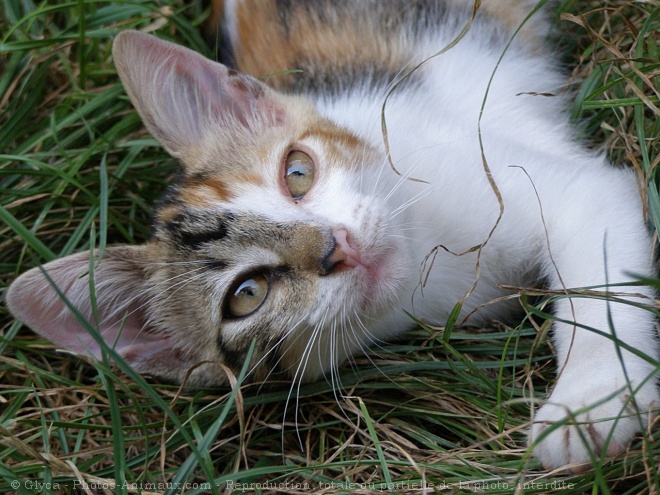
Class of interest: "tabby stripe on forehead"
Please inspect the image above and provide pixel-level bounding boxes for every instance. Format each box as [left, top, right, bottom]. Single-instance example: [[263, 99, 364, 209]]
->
[[177, 226, 228, 250], [165, 212, 231, 250]]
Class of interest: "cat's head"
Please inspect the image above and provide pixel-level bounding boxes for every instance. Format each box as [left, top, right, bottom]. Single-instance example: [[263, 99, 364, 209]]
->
[[6, 31, 410, 387]]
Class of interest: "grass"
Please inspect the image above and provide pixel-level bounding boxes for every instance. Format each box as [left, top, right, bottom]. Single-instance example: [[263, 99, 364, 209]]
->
[[1, 0, 659, 494]]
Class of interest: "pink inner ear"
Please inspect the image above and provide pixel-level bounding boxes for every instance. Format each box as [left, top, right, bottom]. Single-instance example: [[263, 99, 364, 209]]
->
[[212, 69, 286, 128], [6, 249, 180, 370], [112, 30, 286, 155], [43, 303, 176, 363]]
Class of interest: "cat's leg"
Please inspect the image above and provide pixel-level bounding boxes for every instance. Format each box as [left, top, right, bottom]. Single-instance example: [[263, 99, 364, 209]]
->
[[528, 172, 659, 470]]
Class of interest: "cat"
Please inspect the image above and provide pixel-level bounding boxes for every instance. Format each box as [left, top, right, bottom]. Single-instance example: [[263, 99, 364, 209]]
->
[[6, 0, 659, 471]]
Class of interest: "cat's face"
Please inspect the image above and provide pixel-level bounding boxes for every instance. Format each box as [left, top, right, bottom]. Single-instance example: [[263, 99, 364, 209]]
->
[[6, 31, 410, 387], [143, 97, 407, 384]]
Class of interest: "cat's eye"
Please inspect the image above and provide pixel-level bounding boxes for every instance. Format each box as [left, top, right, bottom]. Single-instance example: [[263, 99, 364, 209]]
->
[[284, 150, 315, 200], [226, 274, 269, 318]]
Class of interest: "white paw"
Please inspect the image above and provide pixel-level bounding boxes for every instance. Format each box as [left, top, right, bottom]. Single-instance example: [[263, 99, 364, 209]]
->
[[529, 381, 658, 471]]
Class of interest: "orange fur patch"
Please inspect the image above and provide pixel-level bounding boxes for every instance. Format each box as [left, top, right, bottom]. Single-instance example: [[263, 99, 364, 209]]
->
[[235, 1, 293, 85], [226, 0, 548, 86], [155, 204, 182, 224], [233, 1, 409, 89], [179, 177, 234, 207], [300, 126, 362, 152], [300, 124, 373, 172]]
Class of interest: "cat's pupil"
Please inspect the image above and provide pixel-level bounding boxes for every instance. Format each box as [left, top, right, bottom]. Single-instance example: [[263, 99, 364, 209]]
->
[[226, 274, 269, 317], [284, 150, 315, 200]]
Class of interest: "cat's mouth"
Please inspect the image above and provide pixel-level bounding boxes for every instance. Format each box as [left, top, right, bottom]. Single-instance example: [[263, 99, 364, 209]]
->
[[327, 226, 395, 312], [363, 250, 399, 310]]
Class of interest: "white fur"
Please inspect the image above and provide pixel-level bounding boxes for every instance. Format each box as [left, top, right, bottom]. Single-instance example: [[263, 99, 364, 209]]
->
[[273, 24, 660, 470]]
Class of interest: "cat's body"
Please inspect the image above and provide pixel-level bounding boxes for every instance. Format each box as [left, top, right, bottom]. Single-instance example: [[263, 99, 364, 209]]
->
[[6, 0, 659, 471]]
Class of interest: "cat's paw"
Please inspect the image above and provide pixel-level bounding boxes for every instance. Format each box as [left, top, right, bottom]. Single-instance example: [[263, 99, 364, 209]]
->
[[529, 381, 658, 471]]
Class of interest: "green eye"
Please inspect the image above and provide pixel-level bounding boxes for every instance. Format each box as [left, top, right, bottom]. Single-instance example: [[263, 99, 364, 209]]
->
[[226, 273, 269, 317], [284, 150, 315, 200]]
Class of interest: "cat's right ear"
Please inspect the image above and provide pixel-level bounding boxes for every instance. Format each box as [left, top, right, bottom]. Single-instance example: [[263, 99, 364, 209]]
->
[[112, 30, 284, 158]]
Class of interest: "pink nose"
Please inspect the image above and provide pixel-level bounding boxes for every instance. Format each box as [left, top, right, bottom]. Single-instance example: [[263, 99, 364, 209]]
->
[[322, 228, 362, 273]]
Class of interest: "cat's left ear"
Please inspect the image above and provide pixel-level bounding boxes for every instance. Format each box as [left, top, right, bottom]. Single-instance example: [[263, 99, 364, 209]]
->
[[112, 30, 284, 158], [5, 246, 189, 382]]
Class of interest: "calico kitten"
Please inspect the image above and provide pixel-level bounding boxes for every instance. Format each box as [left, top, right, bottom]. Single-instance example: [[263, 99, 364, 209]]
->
[[6, 0, 659, 471]]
